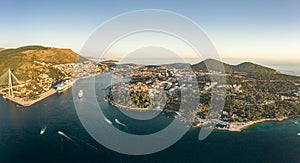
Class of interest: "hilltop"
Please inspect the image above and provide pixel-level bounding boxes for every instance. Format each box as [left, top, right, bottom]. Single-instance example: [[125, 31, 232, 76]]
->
[[0, 45, 112, 104], [0, 45, 86, 81], [191, 59, 300, 82], [191, 58, 276, 74]]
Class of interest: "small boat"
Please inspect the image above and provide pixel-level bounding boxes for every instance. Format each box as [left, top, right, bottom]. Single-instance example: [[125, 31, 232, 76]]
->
[[104, 117, 112, 125], [298, 133, 300, 136], [57, 131, 64, 135], [40, 126, 47, 135], [78, 90, 83, 98], [295, 121, 298, 125], [115, 118, 127, 128]]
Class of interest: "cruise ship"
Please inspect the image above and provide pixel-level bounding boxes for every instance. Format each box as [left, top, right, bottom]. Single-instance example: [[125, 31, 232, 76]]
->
[[57, 80, 73, 94]]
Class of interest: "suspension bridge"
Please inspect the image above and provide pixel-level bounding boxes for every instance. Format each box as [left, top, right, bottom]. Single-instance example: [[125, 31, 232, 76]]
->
[[0, 69, 23, 98], [0, 69, 57, 106]]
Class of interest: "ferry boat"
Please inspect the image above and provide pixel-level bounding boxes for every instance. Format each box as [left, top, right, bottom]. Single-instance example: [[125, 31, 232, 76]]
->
[[78, 90, 83, 98]]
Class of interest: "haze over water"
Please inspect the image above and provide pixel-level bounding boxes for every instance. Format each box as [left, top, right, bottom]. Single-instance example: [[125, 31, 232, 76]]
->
[[98, 57, 300, 76]]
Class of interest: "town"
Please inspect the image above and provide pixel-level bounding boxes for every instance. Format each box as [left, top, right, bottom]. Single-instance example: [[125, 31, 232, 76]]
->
[[105, 61, 300, 131], [0, 59, 114, 106], [1, 56, 300, 132]]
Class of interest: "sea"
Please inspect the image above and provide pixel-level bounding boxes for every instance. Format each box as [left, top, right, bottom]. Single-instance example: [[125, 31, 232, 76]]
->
[[0, 60, 300, 162]]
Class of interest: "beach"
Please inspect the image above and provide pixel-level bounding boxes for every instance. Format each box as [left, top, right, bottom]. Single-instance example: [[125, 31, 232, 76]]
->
[[193, 117, 288, 132], [227, 117, 288, 131]]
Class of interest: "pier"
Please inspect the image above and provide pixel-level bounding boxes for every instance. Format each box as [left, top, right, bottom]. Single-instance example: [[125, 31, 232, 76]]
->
[[3, 89, 57, 106], [0, 69, 57, 106]]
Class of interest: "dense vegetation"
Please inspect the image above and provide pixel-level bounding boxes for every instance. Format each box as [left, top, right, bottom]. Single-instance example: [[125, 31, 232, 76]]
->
[[192, 59, 300, 82], [107, 59, 300, 122], [196, 67, 300, 122], [129, 91, 151, 108]]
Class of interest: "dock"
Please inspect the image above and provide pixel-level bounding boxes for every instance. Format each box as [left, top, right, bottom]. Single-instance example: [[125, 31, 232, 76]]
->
[[4, 89, 57, 106]]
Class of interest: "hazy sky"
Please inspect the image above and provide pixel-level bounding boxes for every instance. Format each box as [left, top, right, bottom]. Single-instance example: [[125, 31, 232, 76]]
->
[[0, 0, 300, 60]]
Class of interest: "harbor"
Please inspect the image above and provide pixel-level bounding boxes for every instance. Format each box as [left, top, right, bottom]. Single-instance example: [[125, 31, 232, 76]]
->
[[1, 70, 300, 163], [0, 73, 74, 106], [2, 89, 57, 106]]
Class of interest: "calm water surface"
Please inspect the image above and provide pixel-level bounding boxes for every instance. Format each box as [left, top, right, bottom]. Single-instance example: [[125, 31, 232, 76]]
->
[[1, 69, 300, 162]]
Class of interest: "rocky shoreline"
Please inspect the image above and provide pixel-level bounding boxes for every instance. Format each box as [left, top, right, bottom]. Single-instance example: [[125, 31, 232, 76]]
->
[[193, 117, 288, 132], [104, 97, 290, 132]]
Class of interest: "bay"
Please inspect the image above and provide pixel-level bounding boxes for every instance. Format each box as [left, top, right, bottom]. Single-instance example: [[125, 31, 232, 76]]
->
[[1, 69, 300, 162]]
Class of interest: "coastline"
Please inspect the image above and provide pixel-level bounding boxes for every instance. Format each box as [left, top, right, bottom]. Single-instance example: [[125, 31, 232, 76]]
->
[[104, 96, 290, 132], [2, 89, 57, 106], [0, 72, 101, 107], [227, 117, 288, 131], [193, 117, 288, 132]]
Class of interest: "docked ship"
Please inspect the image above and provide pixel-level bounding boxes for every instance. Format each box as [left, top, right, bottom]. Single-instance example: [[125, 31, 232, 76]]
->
[[57, 80, 73, 94]]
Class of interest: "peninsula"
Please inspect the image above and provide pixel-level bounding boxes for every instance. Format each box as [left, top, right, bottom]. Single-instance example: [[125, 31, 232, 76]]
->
[[105, 59, 300, 131], [1, 45, 299, 132]]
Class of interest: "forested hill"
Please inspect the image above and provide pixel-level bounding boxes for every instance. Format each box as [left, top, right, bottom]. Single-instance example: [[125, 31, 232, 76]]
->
[[0, 45, 86, 81], [192, 59, 300, 82]]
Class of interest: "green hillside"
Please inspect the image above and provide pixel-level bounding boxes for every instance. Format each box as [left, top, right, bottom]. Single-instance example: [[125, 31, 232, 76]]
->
[[0, 45, 86, 81], [192, 59, 300, 82], [191, 59, 232, 73]]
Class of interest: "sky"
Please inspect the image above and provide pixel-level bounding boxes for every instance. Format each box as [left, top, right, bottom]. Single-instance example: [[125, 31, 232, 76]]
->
[[0, 0, 300, 60]]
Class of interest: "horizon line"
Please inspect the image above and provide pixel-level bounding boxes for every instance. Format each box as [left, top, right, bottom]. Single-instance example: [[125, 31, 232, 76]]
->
[[1, 44, 300, 61]]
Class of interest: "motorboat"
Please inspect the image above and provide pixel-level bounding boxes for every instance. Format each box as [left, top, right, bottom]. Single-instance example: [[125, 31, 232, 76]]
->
[[78, 90, 83, 98]]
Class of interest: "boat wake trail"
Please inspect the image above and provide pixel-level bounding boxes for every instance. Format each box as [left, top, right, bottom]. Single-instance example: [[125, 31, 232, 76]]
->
[[71, 136, 100, 152], [57, 131, 73, 142], [57, 130, 100, 152], [104, 117, 112, 125], [115, 118, 128, 128]]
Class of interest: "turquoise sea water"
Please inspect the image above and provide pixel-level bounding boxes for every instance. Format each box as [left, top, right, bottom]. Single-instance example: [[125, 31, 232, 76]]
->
[[1, 68, 300, 162]]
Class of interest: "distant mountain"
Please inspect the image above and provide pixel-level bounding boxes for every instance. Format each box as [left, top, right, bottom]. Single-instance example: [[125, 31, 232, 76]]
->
[[0, 45, 87, 81], [234, 62, 277, 75], [0, 48, 4, 52], [192, 59, 300, 82], [191, 59, 232, 73]]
